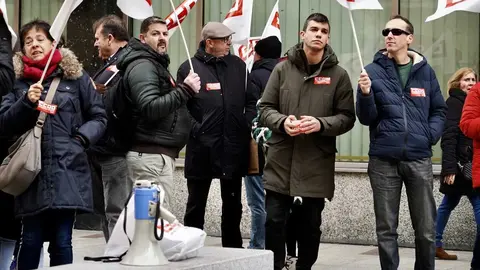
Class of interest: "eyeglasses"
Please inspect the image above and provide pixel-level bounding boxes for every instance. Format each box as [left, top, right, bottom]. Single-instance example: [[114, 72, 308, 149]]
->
[[210, 36, 232, 44], [382, 28, 411, 37]]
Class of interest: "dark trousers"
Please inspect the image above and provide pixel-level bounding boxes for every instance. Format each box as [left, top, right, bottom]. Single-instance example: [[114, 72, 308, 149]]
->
[[265, 190, 325, 270], [286, 201, 302, 257], [184, 177, 243, 248], [17, 210, 76, 270], [368, 157, 436, 270]]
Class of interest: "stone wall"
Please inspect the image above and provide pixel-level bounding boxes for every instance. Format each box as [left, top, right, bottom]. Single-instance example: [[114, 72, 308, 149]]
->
[[169, 167, 476, 251]]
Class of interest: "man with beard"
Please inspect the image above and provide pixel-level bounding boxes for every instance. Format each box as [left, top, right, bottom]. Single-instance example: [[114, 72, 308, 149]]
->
[[177, 22, 258, 248], [88, 15, 130, 241], [116, 16, 201, 209], [259, 13, 355, 270]]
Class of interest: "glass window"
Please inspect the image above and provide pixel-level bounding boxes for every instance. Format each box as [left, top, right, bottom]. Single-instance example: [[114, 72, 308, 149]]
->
[[401, 1, 480, 163], [21, 1, 66, 38]]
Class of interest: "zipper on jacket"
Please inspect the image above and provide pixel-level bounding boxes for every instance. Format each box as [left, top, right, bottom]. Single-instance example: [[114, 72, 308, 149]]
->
[[394, 62, 413, 160]]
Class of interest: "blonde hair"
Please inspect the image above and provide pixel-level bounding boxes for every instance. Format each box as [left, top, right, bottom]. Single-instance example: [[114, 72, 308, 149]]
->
[[447, 67, 477, 90]]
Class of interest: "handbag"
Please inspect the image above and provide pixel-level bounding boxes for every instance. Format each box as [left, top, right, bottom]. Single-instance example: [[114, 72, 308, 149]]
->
[[457, 161, 473, 182], [0, 78, 61, 196]]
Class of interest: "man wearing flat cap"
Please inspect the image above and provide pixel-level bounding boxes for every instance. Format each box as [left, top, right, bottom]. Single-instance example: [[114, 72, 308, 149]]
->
[[177, 22, 258, 248]]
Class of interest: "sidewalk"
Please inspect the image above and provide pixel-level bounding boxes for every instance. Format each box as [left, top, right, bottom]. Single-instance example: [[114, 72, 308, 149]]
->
[[40, 230, 473, 269]]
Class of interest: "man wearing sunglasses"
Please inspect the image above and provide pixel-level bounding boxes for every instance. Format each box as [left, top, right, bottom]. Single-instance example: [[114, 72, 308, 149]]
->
[[356, 15, 447, 270], [177, 22, 258, 248]]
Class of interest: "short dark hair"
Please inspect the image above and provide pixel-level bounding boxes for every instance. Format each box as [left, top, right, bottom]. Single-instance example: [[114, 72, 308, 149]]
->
[[302, 13, 330, 32], [140, 16, 167, 34], [19, 19, 64, 53], [390, 15, 414, 34], [93, 15, 129, 42]]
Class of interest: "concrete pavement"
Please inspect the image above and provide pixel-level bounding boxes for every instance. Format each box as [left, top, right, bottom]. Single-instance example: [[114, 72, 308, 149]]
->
[[39, 230, 473, 269]]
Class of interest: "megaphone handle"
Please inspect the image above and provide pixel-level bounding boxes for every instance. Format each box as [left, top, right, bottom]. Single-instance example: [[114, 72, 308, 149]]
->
[[154, 190, 164, 241]]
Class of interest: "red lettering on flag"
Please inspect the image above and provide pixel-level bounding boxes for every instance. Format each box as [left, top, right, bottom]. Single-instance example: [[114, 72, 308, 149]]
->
[[145, 0, 152, 6], [271, 11, 280, 29], [237, 38, 260, 61], [225, 0, 243, 19], [446, 0, 466, 7], [166, 0, 196, 30], [347, 0, 355, 2]]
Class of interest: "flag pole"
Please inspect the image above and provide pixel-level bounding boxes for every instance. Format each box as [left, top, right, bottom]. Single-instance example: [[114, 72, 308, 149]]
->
[[168, 0, 194, 72], [39, 42, 59, 84], [347, 7, 365, 71]]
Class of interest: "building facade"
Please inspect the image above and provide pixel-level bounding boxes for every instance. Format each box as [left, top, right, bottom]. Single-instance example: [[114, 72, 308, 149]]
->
[[4, 0, 479, 165]]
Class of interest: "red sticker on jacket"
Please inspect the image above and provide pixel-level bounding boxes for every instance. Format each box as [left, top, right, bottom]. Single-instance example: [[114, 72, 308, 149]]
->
[[410, 88, 426, 97], [206, 83, 221, 91], [314, 77, 331, 85], [37, 101, 57, 115], [170, 77, 176, 87]]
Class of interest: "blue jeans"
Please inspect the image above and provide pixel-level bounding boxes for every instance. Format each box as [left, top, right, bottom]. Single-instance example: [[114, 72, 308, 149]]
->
[[0, 237, 15, 270], [368, 157, 436, 270], [17, 210, 75, 270], [436, 193, 480, 269], [244, 175, 266, 249]]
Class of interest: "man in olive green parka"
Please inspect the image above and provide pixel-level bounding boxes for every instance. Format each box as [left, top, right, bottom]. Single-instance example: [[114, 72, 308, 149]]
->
[[259, 13, 355, 270]]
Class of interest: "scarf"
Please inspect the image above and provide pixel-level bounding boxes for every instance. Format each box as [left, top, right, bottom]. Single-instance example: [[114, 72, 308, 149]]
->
[[22, 49, 62, 81]]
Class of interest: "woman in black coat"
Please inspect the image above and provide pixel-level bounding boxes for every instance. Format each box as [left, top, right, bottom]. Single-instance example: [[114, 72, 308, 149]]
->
[[436, 68, 477, 260]]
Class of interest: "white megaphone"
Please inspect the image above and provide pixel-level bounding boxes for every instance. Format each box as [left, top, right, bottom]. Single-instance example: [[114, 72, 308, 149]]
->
[[120, 180, 177, 266]]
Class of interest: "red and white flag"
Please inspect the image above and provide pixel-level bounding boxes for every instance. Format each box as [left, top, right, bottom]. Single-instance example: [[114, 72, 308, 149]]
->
[[233, 36, 260, 71], [222, 0, 253, 45], [165, 0, 198, 35], [117, 0, 154, 20], [261, 0, 281, 41], [50, 0, 83, 42], [426, 0, 480, 22], [0, 0, 17, 48], [336, 0, 383, 10]]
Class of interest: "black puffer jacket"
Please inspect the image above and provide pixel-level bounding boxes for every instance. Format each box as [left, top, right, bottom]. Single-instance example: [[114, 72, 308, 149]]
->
[[116, 38, 195, 157], [440, 88, 474, 195]]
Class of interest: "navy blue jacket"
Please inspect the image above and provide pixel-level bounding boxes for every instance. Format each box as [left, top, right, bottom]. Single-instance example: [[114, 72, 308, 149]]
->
[[0, 48, 107, 217], [356, 49, 447, 161]]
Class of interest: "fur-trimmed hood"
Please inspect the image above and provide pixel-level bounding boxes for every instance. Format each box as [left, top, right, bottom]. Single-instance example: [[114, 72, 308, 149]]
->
[[13, 48, 83, 80]]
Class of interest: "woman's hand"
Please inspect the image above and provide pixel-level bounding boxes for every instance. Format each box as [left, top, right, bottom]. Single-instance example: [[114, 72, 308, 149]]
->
[[27, 83, 43, 103], [444, 174, 455, 185]]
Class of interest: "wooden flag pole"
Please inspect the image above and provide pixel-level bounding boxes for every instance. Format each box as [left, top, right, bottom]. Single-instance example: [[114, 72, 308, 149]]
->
[[168, 0, 194, 72]]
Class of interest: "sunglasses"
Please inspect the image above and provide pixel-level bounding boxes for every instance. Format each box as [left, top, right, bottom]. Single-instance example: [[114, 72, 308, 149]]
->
[[382, 28, 411, 37]]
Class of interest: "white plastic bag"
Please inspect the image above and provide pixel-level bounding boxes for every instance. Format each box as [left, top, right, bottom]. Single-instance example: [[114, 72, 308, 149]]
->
[[104, 197, 206, 261]]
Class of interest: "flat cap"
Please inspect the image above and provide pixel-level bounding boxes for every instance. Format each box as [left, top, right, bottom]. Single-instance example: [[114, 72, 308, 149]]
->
[[201, 22, 234, 40]]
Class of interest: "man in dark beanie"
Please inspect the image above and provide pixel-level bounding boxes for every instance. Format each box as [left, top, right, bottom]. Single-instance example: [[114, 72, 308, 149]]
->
[[245, 35, 282, 250]]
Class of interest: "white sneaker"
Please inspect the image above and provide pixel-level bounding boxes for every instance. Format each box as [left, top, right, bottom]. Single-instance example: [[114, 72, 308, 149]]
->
[[283, 255, 297, 270]]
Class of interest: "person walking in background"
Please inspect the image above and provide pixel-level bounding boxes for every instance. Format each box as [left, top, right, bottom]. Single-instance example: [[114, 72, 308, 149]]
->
[[0, 20, 107, 269], [245, 35, 282, 250], [436, 68, 477, 261], [356, 15, 447, 270]]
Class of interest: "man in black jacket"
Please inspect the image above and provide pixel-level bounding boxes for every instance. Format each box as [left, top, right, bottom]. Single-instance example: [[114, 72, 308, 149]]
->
[[88, 15, 130, 242], [0, 11, 18, 270], [116, 16, 200, 209], [244, 35, 281, 250], [177, 22, 258, 248]]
